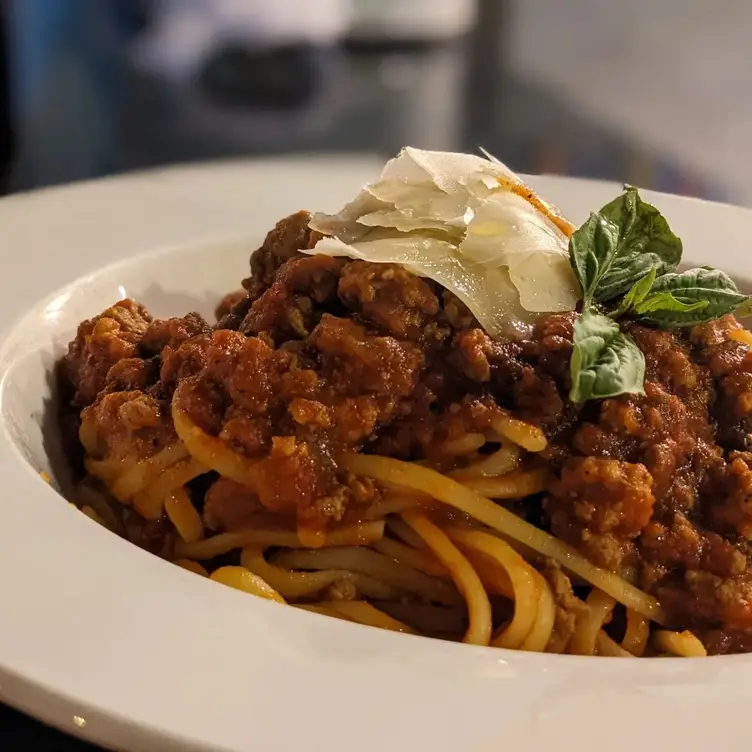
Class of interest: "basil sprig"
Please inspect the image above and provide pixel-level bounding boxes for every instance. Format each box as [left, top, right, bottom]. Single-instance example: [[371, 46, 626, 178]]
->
[[567, 186, 752, 403]]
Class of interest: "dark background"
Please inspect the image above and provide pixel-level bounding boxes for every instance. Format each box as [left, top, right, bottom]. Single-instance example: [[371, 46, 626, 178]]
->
[[0, 0, 743, 748]]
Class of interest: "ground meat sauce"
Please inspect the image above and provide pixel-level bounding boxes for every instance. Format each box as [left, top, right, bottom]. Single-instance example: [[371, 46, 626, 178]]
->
[[59, 211, 752, 654]]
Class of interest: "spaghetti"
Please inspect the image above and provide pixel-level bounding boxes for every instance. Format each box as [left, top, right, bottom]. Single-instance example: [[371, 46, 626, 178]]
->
[[69, 394, 702, 657], [58, 205, 752, 659]]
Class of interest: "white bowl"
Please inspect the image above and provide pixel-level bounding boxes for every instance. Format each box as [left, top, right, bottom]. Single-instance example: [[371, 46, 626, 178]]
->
[[1, 159, 751, 751]]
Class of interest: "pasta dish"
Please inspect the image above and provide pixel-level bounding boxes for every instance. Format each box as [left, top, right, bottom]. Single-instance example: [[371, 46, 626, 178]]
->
[[58, 148, 752, 658]]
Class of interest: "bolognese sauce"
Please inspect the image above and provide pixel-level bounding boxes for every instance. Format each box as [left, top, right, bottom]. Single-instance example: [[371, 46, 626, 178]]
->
[[55, 150, 752, 657]]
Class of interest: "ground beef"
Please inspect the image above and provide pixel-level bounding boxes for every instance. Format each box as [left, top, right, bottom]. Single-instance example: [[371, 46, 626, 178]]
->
[[215, 290, 248, 322], [139, 312, 212, 356], [542, 560, 588, 652], [104, 357, 158, 394], [203, 477, 266, 531], [239, 255, 345, 341], [80, 390, 175, 462], [241, 209, 321, 299], [692, 315, 752, 450], [61, 299, 152, 408], [59, 210, 752, 653], [543, 316, 752, 649], [546, 457, 655, 571], [159, 334, 213, 390], [706, 452, 752, 540], [310, 314, 424, 397], [338, 261, 441, 340]]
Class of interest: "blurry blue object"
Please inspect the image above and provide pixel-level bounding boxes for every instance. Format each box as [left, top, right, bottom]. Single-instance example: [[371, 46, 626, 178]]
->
[[8, 0, 140, 189], [7, 0, 351, 190]]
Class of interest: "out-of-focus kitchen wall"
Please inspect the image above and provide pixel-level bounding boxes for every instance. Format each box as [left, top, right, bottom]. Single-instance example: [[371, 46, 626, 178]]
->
[[0, 0, 741, 202], [509, 0, 750, 203]]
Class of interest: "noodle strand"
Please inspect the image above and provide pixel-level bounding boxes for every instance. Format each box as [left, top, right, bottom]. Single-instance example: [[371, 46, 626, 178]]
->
[[240, 547, 403, 601], [271, 547, 462, 607], [311, 601, 417, 634], [164, 487, 204, 543], [622, 609, 650, 657], [519, 572, 556, 652], [653, 630, 707, 658], [372, 536, 450, 578], [210, 566, 286, 603], [402, 511, 492, 646], [570, 590, 616, 656], [175, 520, 384, 560], [342, 454, 667, 625], [444, 527, 538, 650]]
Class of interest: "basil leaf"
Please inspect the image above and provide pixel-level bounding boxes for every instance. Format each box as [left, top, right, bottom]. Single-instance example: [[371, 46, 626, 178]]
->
[[612, 267, 657, 318], [596, 187, 683, 299], [633, 291, 708, 316], [568, 186, 682, 305], [736, 299, 752, 318], [570, 308, 646, 403], [568, 213, 620, 306], [636, 268, 752, 327]]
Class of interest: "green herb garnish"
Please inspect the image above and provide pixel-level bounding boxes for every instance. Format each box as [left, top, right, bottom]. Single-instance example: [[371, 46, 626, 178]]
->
[[570, 309, 645, 404], [633, 268, 748, 327], [568, 187, 752, 403], [569, 186, 682, 307]]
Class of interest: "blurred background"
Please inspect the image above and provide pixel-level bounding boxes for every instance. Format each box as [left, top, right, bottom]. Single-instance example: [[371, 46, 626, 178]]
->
[[0, 0, 743, 203]]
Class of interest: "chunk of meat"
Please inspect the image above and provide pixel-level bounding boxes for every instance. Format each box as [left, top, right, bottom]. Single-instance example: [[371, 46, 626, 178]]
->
[[201, 329, 322, 417], [242, 210, 320, 299], [240, 255, 343, 340], [104, 357, 157, 393], [630, 325, 707, 400], [219, 406, 273, 456], [488, 314, 574, 428], [338, 261, 440, 339], [310, 314, 424, 397], [159, 334, 213, 390], [692, 315, 752, 450], [573, 380, 720, 515], [641, 513, 747, 582], [62, 299, 151, 407], [697, 627, 752, 655], [80, 390, 174, 461], [528, 312, 576, 383], [707, 452, 752, 539], [546, 457, 655, 571], [691, 315, 747, 374], [215, 290, 248, 321], [203, 477, 265, 531], [653, 567, 752, 634], [139, 312, 211, 356], [451, 329, 496, 382], [252, 436, 331, 518], [217, 293, 253, 332]]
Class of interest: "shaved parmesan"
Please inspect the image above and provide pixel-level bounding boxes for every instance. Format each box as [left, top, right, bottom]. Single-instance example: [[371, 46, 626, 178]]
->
[[306, 147, 581, 337]]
